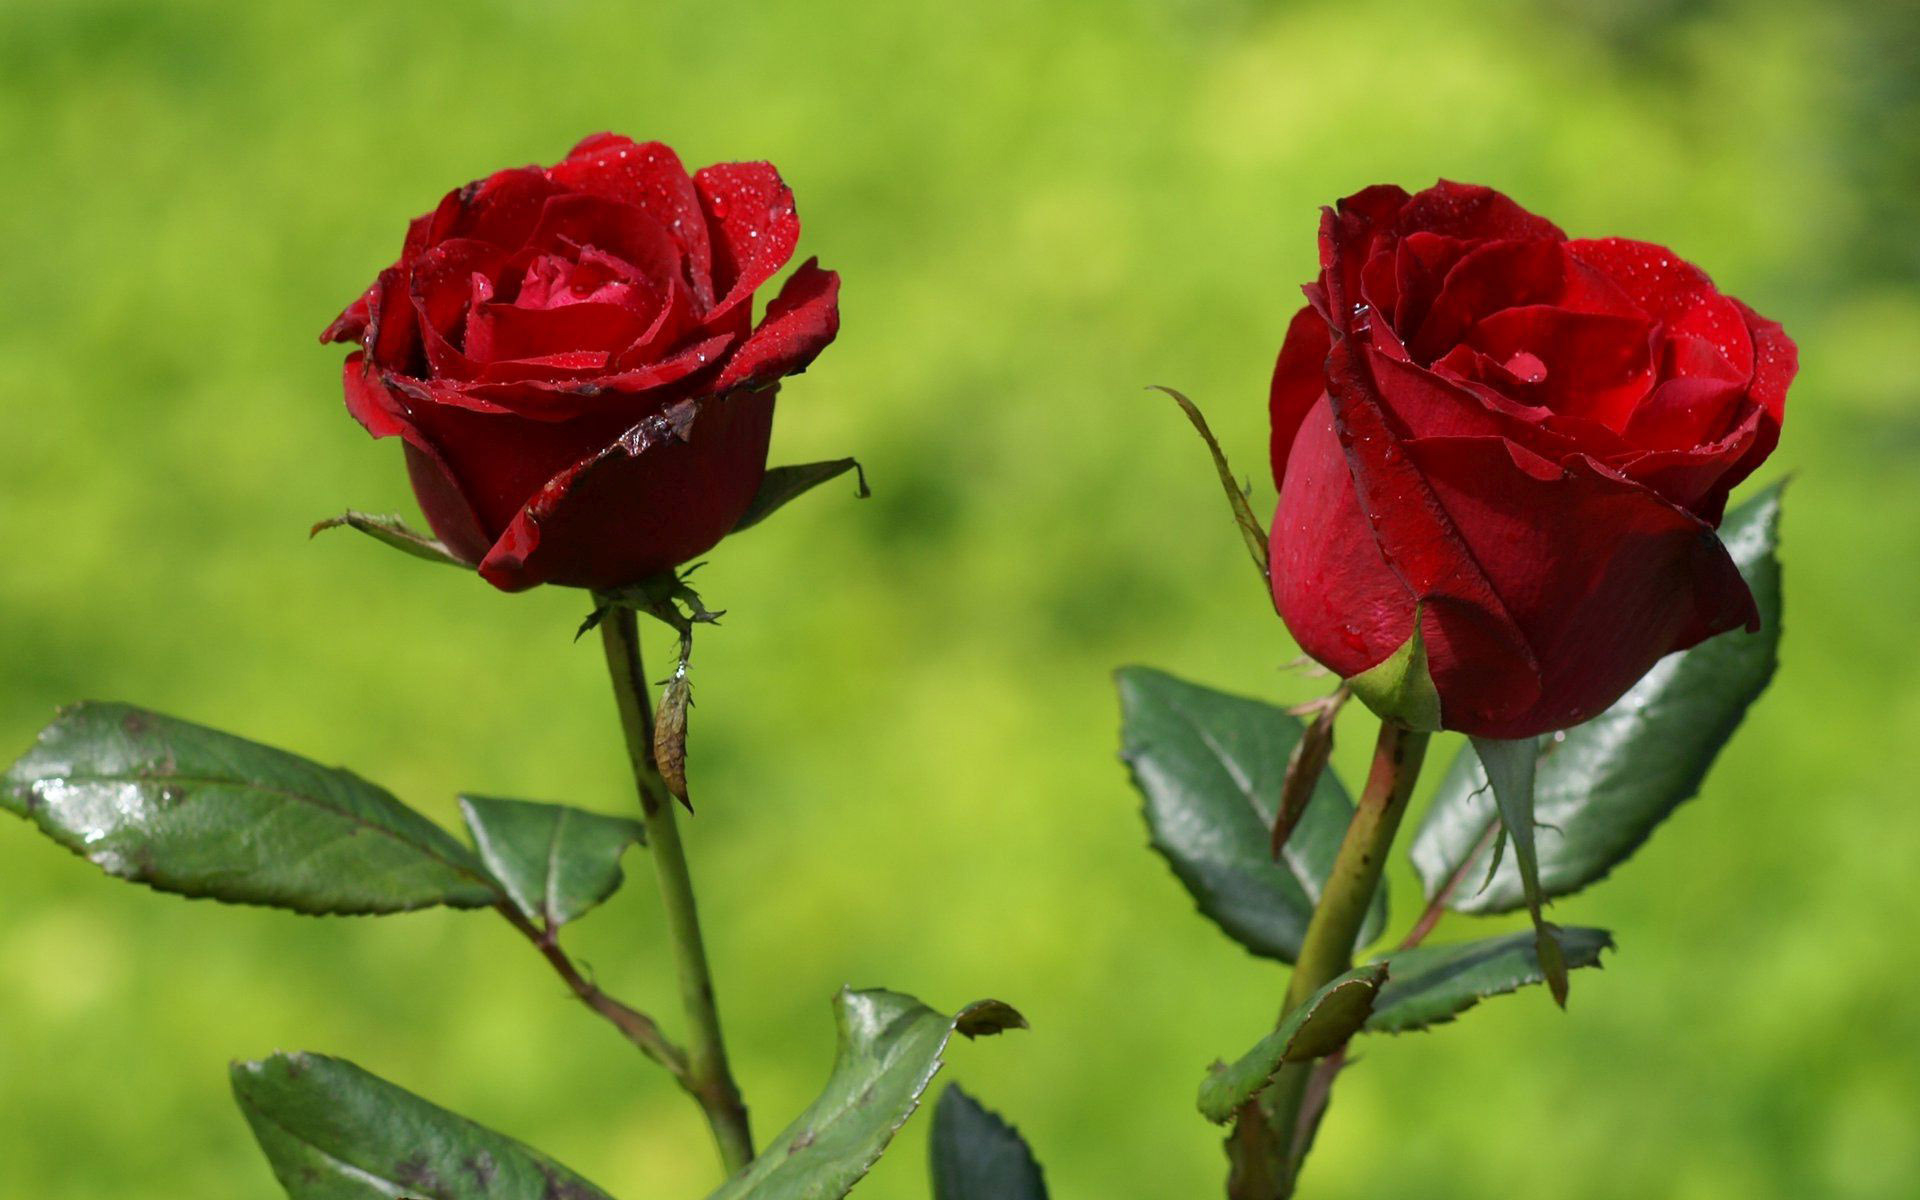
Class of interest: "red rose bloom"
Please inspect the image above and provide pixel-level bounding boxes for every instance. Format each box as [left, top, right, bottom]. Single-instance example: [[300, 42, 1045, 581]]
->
[[322, 134, 840, 591], [1269, 182, 1793, 738]]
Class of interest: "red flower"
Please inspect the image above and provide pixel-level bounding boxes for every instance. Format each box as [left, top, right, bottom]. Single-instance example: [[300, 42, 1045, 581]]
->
[[322, 134, 840, 591], [1268, 182, 1793, 737]]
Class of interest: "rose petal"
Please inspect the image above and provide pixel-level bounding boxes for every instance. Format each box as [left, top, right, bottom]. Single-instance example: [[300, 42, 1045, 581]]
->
[[523, 193, 683, 299], [446, 167, 564, 251], [1408, 238, 1567, 362], [550, 134, 715, 309], [1308, 200, 1547, 724], [478, 389, 778, 591], [1268, 304, 1333, 490], [1404, 436, 1757, 736], [1468, 304, 1656, 430], [694, 162, 801, 325], [713, 259, 840, 392], [1568, 238, 1754, 380], [1394, 180, 1563, 243], [336, 352, 491, 562], [474, 300, 654, 364]]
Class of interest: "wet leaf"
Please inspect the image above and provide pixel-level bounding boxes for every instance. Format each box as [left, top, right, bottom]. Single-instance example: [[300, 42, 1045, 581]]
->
[[710, 989, 1026, 1200], [1197, 964, 1386, 1123], [1365, 928, 1614, 1033], [310, 510, 470, 567], [929, 1085, 1049, 1200], [733, 458, 869, 533], [1116, 667, 1384, 963], [232, 1051, 615, 1199], [457, 796, 645, 932], [1410, 484, 1785, 914], [2, 703, 498, 914]]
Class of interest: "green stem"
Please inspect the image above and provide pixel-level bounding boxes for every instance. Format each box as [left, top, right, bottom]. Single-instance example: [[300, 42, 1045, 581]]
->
[[600, 607, 754, 1176], [1228, 719, 1430, 1200]]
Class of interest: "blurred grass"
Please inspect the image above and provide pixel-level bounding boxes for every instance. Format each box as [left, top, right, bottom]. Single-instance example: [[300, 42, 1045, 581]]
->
[[2, 0, 1917, 1197]]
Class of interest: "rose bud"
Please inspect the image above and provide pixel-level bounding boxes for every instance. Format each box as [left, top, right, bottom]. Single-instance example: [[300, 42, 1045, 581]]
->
[[1268, 182, 1793, 738], [321, 134, 840, 591]]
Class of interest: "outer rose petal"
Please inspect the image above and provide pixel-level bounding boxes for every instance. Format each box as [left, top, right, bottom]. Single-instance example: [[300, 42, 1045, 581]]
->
[[478, 388, 778, 591], [1404, 436, 1757, 737], [1268, 304, 1332, 491], [714, 259, 840, 391], [337, 353, 491, 563], [1314, 205, 1545, 725]]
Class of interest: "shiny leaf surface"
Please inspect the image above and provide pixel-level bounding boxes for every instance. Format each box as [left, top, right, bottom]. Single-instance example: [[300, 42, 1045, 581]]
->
[[232, 1052, 615, 1199], [2, 703, 498, 914], [929, 1085, 1049, 1200], [457, 795, 645, 932], [1410, 484, 1784, 913], [1116, 667, 1384, 963], [710, 989, 1026, 1200], [1366, 927, 1614, 1033]]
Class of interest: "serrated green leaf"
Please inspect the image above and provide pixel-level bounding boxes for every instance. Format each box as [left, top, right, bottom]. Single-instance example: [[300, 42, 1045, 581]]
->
[[1410, 484, 1785, 914], [1197, 964, 1386, 1123], [457, 796, 645, 932], [930, 1085, 1050, 1200], [732, 458, 869, 533], [231, 1052, 615, 1199], [709, 989, 1026, 1200], [310, 510, 470, 567], [1116, 667, 1385, 963], [1365, 928, 1614, 1034], [2, 703, 498, 914]]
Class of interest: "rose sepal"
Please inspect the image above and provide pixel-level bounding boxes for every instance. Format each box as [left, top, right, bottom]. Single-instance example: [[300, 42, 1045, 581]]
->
[[1344, 607, 1442, 732]]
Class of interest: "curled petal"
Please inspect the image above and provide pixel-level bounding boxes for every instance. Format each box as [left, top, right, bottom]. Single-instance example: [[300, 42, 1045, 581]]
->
[[714, 259, 840, 392]]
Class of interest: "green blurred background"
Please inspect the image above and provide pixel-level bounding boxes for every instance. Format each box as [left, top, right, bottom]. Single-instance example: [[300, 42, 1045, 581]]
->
[[4, 0, 1917, 1197]]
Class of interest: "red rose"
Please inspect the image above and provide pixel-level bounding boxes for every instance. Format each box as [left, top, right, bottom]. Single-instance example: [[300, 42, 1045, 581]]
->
[[1268, 182, 1793, 738], [322, 134, 840, 592]]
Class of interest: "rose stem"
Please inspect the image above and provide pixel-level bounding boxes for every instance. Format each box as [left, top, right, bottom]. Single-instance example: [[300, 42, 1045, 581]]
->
[[1229, 719, 1431, 1200], [600, 606, 754, 1175]]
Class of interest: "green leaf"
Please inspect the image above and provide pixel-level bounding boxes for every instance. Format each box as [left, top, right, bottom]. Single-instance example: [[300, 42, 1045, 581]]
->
[[1469, 735, 1566, 1005], [1149, 386, 1269, 587], [1346, 610, 1441, 732], [1197, 964, 1386, 1123], [710, 988, 1026, 1200], [310, 510, 471, 567], [1365, 928, 1614, 1034], [1116, 667, 1385, 963], [231, 1052, 616, 1199], [732, 458, 870, 533], [930, 1085, 1050, 1200], [1410, 483, 1785, 914], [457, 796, 645, 932], [2, 703, 498, 914]]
